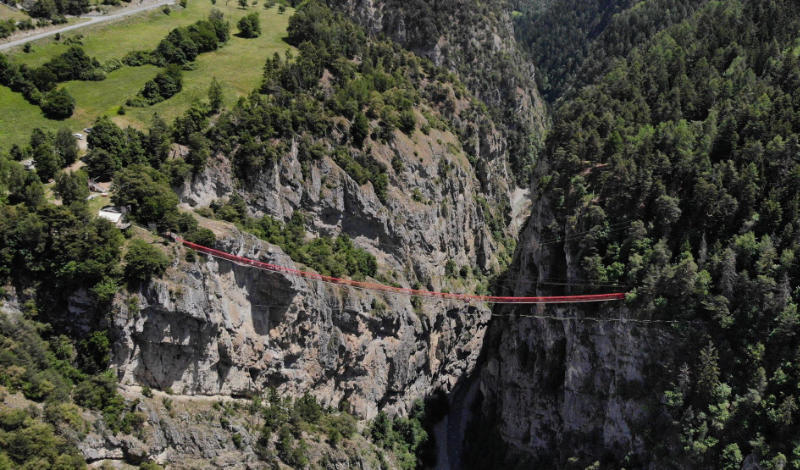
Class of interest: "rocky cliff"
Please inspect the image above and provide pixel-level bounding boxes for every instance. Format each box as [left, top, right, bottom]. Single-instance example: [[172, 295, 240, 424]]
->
[[328, 0, 549, 180], [99, 0, 540, 428], [465, 183, 680, 468], [98, 1, 555, 467], [111, 224, 490, 420]]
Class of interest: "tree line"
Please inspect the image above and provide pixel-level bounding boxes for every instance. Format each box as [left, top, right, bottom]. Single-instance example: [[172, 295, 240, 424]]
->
[[526, 0, 800, 467]]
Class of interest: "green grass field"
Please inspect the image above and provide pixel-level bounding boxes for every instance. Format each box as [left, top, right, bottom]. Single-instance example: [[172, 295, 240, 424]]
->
[[0, 0, 293, 149], [0, 3, 28, 21]]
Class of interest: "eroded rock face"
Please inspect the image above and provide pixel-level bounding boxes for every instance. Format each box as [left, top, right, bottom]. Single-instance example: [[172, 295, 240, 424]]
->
[[111, 117, 507, 419], [108, 0, 547, 453], [329, 0, 548, 140], [479, 307, 674, 465], [472, 189, 678, 467], [112, 229, 490, 419]]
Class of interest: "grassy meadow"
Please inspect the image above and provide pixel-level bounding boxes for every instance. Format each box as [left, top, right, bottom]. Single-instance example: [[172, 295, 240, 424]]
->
[[0, 3, 28, 21], [0, 0, 293, 149]]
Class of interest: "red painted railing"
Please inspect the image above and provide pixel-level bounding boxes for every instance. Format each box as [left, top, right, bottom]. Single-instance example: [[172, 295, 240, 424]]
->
[[174, 235, 627, 304]]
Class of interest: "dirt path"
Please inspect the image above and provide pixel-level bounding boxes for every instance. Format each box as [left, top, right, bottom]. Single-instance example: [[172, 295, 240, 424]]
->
[[0, 0, 175, 52], [118, 384, 252, 404]]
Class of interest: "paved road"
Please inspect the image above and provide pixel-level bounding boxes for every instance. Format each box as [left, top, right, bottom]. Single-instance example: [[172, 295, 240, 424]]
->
[[0, 0, 175, 52]]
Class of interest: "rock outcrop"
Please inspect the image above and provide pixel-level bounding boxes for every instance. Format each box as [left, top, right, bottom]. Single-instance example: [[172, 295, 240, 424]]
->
[[329, 0, 548, 144], [112, 227, 490, 419], [64, 386, 393, 469], [110, 77, 518, 421], [467, 188, 679, 467]]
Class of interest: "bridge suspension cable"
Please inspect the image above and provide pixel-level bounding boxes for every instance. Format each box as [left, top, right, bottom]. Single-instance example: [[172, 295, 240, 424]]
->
[[172, 235, 627, 305]]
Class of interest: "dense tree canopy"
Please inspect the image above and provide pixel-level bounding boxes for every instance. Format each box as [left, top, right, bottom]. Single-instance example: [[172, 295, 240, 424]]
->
[[527, 0, 800, 466], [512, 0, 705, 101], [124, 239, 171, 284]]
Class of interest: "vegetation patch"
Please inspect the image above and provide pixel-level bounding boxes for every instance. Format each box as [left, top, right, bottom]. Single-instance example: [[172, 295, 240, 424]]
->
[[0, 0, 293, 149], [205, 196, 378, 280], [0, 45, 104, 118]]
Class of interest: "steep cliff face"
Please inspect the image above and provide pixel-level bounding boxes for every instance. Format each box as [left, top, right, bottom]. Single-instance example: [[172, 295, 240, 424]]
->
[[103, 0, 532, 424], [471, 1, 800, 467], [478, 310, 674, 466], [110, 91, 514, 424], [97, 2, 553, 466], [112, 225, 490, 419], [462, 190, 678, 468], [328, 0, 548, 180]]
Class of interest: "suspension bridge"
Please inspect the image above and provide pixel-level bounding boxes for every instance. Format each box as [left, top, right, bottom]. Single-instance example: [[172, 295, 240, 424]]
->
[[171, 235, 627, 305]]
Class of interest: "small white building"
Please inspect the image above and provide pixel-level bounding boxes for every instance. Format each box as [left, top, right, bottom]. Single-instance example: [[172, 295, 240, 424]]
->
[[21, 159, 35, 171], [98, 206, 131, 229]]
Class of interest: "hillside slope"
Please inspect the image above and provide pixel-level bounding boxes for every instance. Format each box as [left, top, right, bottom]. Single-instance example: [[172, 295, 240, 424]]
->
[[0, 0, 538, 467], [471, 0, 800, 467], [330, 0, 548, 182]]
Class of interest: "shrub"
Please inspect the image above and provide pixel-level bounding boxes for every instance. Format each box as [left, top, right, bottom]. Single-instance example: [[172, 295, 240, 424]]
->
[[152, 15, 229, 65], [398, 109, 416, 134], [237, 12, 261, 38], [351, 112, 369, 147], [111, 164, 180, 229], [41, 88, 75, 118], [293, 392, 322, 424], [134, 65, 183, 105], [0, 20, 16, 39], [124, 239, 170, 284], [140, 461, 165, 470], [184, 227, 216, 246], [41, 46, 103, 82]]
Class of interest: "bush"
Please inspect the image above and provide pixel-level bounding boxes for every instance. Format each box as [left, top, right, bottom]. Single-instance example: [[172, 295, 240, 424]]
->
[[184, 227, 216, 246], [135, 65, 183, 105], [124, 239, 170, 284], [293, 392, 322, 424], [41, 46, 103, 82], [237, 12, 261, 38], [0, 20, 16, 39], [111, 164, 180, 229], [41, 88, 75, 118], [122, 50, 153, 66], [152, 15, 230, 65], [398, 109, 416, 134], [140, 461, 165, 470], [351, 112, 369, 147]]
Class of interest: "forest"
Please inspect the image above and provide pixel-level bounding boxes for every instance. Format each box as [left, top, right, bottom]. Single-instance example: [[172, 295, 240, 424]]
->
[[512, 0, 706, 101], [3, 0, 800, 467], [528, 0, 800, 466], [0, 1, 488, 467]]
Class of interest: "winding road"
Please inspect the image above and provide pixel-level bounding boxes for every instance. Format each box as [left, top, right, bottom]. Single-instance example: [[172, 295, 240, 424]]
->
[[0, 0, 175, 52]]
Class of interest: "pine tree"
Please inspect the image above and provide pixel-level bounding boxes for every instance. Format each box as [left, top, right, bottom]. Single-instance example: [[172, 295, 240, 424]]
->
[[208, 77, 223, 112]]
